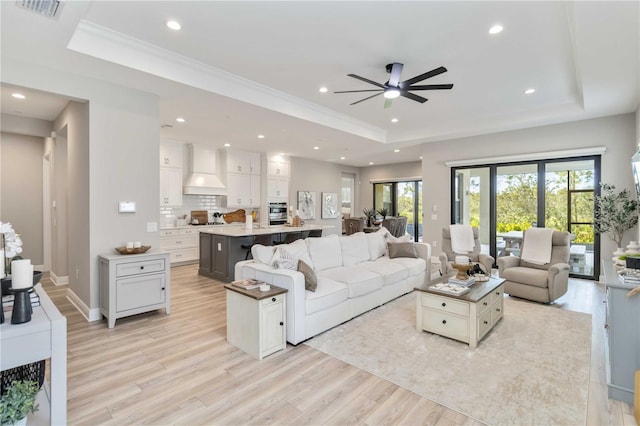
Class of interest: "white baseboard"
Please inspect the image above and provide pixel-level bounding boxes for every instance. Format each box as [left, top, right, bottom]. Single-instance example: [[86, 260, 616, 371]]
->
[[66, 288, 102, 322], [50, 271, 69, 286]]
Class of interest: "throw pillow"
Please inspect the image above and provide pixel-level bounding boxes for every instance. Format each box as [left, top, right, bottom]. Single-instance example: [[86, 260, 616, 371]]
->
[[272, 246, 298, 270], [387, 242, 418, 259], [298, 260, 317, 292], [252, 244, 277, 265]]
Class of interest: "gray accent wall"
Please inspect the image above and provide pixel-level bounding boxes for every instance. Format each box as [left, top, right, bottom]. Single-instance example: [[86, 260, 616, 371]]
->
[[0, 132, 45, 265], [420, 113, 638, 259]]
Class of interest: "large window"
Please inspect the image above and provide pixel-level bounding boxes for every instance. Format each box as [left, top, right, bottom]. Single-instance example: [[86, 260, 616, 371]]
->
[[373, 180, 422, 241], [451, 156, 600, 280]]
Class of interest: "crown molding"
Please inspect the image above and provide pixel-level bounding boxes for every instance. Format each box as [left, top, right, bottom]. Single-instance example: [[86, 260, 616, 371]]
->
[[67, 20, 387, 143], [444, 146, 606, 167]]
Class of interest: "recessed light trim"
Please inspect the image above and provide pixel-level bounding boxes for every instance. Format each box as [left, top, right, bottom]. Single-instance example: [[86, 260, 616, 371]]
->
[[393, 149, 400, 153], [340, 156, 346, 160], [257, 134, 265, 139], [369, 162, 374, 165], [11, 93, 26, 100], [489, 24, 503, 34], [524, 88, 536, 95], [391, 118, 399, 123], [224, 143, 231, 147], [175, 117, 185, 123], [313, 146, 319, 150], [166, 20, 181, 30], [319, 87, 328, 93]]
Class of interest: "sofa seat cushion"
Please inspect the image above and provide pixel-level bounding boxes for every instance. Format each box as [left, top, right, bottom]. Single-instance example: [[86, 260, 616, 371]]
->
[[502, 266, 549, 288], [360, 259, 408, 285], [318, 266, 383, 298], [305, 277, 349, 315], [386, 256, 426, 276], [500, 266, 549, 288]]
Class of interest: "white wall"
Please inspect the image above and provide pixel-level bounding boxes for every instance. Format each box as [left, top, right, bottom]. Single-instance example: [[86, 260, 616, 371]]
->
[[420, 113, 638, 259], [3, 60, 159, 318], [289, 157, 359, 236], [1, 113, 54, 138]]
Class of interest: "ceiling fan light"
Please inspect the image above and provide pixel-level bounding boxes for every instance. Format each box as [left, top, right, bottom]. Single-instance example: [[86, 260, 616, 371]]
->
[[384, 89, 400, 99]]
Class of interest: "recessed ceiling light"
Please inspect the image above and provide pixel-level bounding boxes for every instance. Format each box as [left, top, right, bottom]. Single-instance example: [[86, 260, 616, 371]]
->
[[11, 93, 26, 99], [524, 88, 536, 95], [391, 118, 399, 123], [175, 117, 185, 123], [369, 162, 374, 165], [340, 156, 346, 160], [319, 87, 328, 93], [279, 153, 285, 156], [394, 149, 400, 153], [420, 156, 423, 159], [257, 134, 265, 139], [313, 146, 319, 150], [166, 20, 181, 30], [489, 24, 503, 35], [224, 143, 231, 147]]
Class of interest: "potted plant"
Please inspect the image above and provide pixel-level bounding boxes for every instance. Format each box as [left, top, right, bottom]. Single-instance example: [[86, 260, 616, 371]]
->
[[362, 208, 375, 227], [376, 208, 389, 219], [594, 183, 640, 250], [0, 380, 39, 426]]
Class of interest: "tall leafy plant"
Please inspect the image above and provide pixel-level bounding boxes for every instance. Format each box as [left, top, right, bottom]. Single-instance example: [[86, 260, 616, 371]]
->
[[594, 183, 639, 248]]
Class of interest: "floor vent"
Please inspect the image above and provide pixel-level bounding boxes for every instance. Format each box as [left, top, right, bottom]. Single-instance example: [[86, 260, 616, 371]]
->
[[16, 0, 63, 19]]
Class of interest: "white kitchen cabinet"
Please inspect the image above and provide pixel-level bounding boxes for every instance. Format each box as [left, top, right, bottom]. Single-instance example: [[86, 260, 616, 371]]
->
[[227, 173, 261, 207], [159, 228, 199, 264], [226, 150, 261, 175], [267, 159, 289, 177], [160, 167, 182, 206], [160, 141, 183, 168], [225, 284, 287, 359], [267, 176, 289, 200], [99, 251, 171, 328]]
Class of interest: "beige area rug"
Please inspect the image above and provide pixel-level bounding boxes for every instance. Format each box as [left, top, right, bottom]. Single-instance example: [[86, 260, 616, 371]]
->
[[305, 292, 592, 425]]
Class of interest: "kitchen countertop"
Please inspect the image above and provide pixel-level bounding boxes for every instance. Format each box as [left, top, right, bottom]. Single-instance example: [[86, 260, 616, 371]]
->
[[160, 223, 243, 230], [198, 223, 323, 237]]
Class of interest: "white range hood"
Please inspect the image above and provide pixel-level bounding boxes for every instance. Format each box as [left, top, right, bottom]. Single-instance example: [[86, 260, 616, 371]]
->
[[183, 144, 227, 195]]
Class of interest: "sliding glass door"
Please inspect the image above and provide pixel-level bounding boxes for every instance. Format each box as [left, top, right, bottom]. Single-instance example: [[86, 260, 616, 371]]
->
[[451, 156, 600, 280], [373, 180, 422, 241]]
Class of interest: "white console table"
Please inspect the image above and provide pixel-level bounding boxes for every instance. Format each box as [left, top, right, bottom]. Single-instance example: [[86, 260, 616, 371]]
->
[[1, 284, 67, 425]]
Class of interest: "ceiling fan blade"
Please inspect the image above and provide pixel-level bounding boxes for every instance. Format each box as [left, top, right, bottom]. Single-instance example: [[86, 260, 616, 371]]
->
[[334, 89, 384, 94], [347, 74, 386, 89], [384, 98, 393, 109], [400, 90, 428, 103], [406, 84, 454, 91], [400, 66, 448, 87], [388, 62, 404, 87], [351, 92, 383, 105]]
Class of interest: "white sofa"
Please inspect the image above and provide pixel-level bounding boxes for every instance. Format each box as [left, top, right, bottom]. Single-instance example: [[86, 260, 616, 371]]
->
[[234, 230, 431, 345]]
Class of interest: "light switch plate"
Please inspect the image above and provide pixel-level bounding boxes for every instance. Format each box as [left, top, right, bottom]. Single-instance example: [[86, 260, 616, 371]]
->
[[119, 201, 136, 213], [147, 222, 158, 232]]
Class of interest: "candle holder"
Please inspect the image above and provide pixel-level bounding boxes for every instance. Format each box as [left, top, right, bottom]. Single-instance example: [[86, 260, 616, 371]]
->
[[451, 263, 473, 281], [10, 286, 33, 324]]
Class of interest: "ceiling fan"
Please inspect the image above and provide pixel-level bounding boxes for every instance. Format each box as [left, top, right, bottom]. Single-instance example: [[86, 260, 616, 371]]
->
[[335, 62, 453, 108]]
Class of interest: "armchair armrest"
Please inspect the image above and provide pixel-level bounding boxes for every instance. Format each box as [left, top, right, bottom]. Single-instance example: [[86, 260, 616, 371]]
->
[[497, 255, 520, 275], [478, 253, 495, 275], [547, 263, 570, 301], [438, 253, 450, 275]]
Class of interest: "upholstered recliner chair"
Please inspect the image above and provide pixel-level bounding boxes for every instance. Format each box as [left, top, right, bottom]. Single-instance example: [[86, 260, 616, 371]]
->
[[497, 229, 571, 303], [439, 227, 494, 276]]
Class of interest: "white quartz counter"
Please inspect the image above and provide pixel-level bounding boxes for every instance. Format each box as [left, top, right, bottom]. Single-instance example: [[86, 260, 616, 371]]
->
[[198, 224, 323, 237]]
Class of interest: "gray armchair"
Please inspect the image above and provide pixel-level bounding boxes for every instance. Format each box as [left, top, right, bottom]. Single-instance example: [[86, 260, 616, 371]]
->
[[439, 227, 494, 276], [497, 229, 571, 303], [382, 217, 407, 237]]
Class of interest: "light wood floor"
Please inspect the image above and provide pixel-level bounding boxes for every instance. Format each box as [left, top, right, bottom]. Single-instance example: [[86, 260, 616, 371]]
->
[[40, 265, 636, 425]]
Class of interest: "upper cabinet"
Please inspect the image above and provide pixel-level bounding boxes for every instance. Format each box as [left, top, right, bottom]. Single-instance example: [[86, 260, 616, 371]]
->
[[226, 150, 261, 175], [267, 159, 289, 177], [159, 141, 183, 168]]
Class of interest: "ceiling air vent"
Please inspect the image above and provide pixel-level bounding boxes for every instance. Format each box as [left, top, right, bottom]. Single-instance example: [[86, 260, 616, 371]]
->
[[16, 0, 64, 19]]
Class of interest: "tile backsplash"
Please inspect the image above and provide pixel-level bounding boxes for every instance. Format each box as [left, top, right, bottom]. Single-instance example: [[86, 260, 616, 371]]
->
[[160, 195, 256, 226]]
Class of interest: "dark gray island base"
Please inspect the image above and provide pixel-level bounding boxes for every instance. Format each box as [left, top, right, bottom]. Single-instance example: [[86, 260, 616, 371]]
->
[[198, 225, 324, 282]]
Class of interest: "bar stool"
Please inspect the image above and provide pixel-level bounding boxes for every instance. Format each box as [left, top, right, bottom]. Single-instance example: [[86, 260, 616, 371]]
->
[[283, 232, 303, 244], [241, 234, 273, 260], [307, 229, 322, 238]]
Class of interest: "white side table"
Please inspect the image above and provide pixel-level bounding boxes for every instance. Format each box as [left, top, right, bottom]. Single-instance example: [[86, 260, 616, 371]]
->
[[1, 284, 67, 425], [225, 284, 287, 359]]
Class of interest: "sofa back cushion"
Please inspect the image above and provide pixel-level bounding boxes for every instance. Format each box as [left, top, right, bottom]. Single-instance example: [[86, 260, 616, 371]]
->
[[307, 234, 343, 271], [340, 232, 370, 266], [366, 228, 388, 260]]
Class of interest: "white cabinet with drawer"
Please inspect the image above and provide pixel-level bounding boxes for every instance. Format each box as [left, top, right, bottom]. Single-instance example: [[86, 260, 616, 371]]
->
[[160, 228, 199, 264], [416, 279, 504, 349], [99, 251, 171, 328]]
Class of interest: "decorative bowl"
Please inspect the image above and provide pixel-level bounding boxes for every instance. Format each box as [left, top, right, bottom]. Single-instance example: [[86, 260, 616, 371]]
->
[[115, 245, 151, 255]]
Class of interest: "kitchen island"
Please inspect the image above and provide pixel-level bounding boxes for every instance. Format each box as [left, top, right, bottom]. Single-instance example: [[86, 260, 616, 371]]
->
[[198, 224, 324, 282]]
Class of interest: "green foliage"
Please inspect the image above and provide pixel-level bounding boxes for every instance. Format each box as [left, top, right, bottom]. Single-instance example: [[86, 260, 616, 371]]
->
[[0, 380, 39, 424], [376, 208, 389, 219], [594, 183, 639, 247], [362, 208, 375, 218]]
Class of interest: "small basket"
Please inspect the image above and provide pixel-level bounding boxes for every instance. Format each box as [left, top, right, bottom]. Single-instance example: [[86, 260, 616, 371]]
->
[[0, 360, 45, 395]]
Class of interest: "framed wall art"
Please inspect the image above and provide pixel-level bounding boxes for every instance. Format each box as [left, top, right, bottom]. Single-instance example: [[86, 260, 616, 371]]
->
[[321, 192, 338, 219], [297, 191, 316, 220]]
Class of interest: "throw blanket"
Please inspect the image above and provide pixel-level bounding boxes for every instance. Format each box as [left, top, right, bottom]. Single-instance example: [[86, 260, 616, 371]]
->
[[449, 224, 475, 254], [521, 227, 555, 265]]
